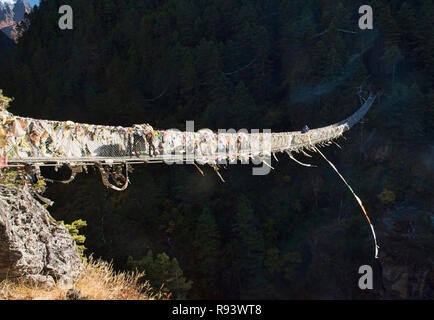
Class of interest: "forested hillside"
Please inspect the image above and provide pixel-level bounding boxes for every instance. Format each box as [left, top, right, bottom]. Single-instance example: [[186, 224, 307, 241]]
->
[[0, 0, 432, 299]]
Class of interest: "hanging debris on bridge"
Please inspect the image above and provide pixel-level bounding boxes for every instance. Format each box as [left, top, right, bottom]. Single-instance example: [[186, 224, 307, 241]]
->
[[0, 90, 377, 193], [0, 91, 380, 258]]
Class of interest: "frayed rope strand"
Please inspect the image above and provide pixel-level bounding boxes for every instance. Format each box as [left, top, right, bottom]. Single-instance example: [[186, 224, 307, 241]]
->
[[262, 160, 274, 170], [314, 146, 380, 259], [210, 164, 225, 183], [193, 163, 205, 176], [286, 151, 317, 167], [215, 169, 225, 183]]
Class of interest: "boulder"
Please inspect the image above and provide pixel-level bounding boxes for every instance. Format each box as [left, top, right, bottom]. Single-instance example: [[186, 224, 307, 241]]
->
[[22, 274, 56, 290], [0, 184, 83, 288]]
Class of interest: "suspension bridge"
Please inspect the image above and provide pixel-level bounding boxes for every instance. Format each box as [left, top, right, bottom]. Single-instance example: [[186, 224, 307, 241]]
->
[[0, 91, 380, 258], [0, 93, 376, 187]]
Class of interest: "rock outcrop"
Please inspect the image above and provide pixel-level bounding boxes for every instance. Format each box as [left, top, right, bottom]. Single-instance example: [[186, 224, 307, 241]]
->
[[0, 184, 83, 288]]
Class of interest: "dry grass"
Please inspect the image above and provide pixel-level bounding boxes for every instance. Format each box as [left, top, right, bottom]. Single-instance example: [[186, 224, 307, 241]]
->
[[0, 256, 171, 300]]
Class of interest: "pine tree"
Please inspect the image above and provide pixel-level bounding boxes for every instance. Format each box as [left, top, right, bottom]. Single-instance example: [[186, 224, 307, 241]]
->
[[192, 207, 221, 298], [230, 195, 266, 298], [127, 250, 193, 299], [415, 1, 434, 89], [375, 1, 401, 45], [230, 81, 259, 129]]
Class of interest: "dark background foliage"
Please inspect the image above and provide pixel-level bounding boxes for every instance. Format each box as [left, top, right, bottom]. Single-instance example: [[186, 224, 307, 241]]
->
[[0, 0, 433, 299]]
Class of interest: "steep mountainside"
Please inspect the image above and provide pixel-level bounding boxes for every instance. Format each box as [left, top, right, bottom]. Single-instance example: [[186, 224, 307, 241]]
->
[[0, 1, 14, 29], [0, 0, 31, 41]]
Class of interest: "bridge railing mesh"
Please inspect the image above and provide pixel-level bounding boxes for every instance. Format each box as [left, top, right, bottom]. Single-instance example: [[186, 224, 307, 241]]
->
[[0, 94, 375, 166]]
